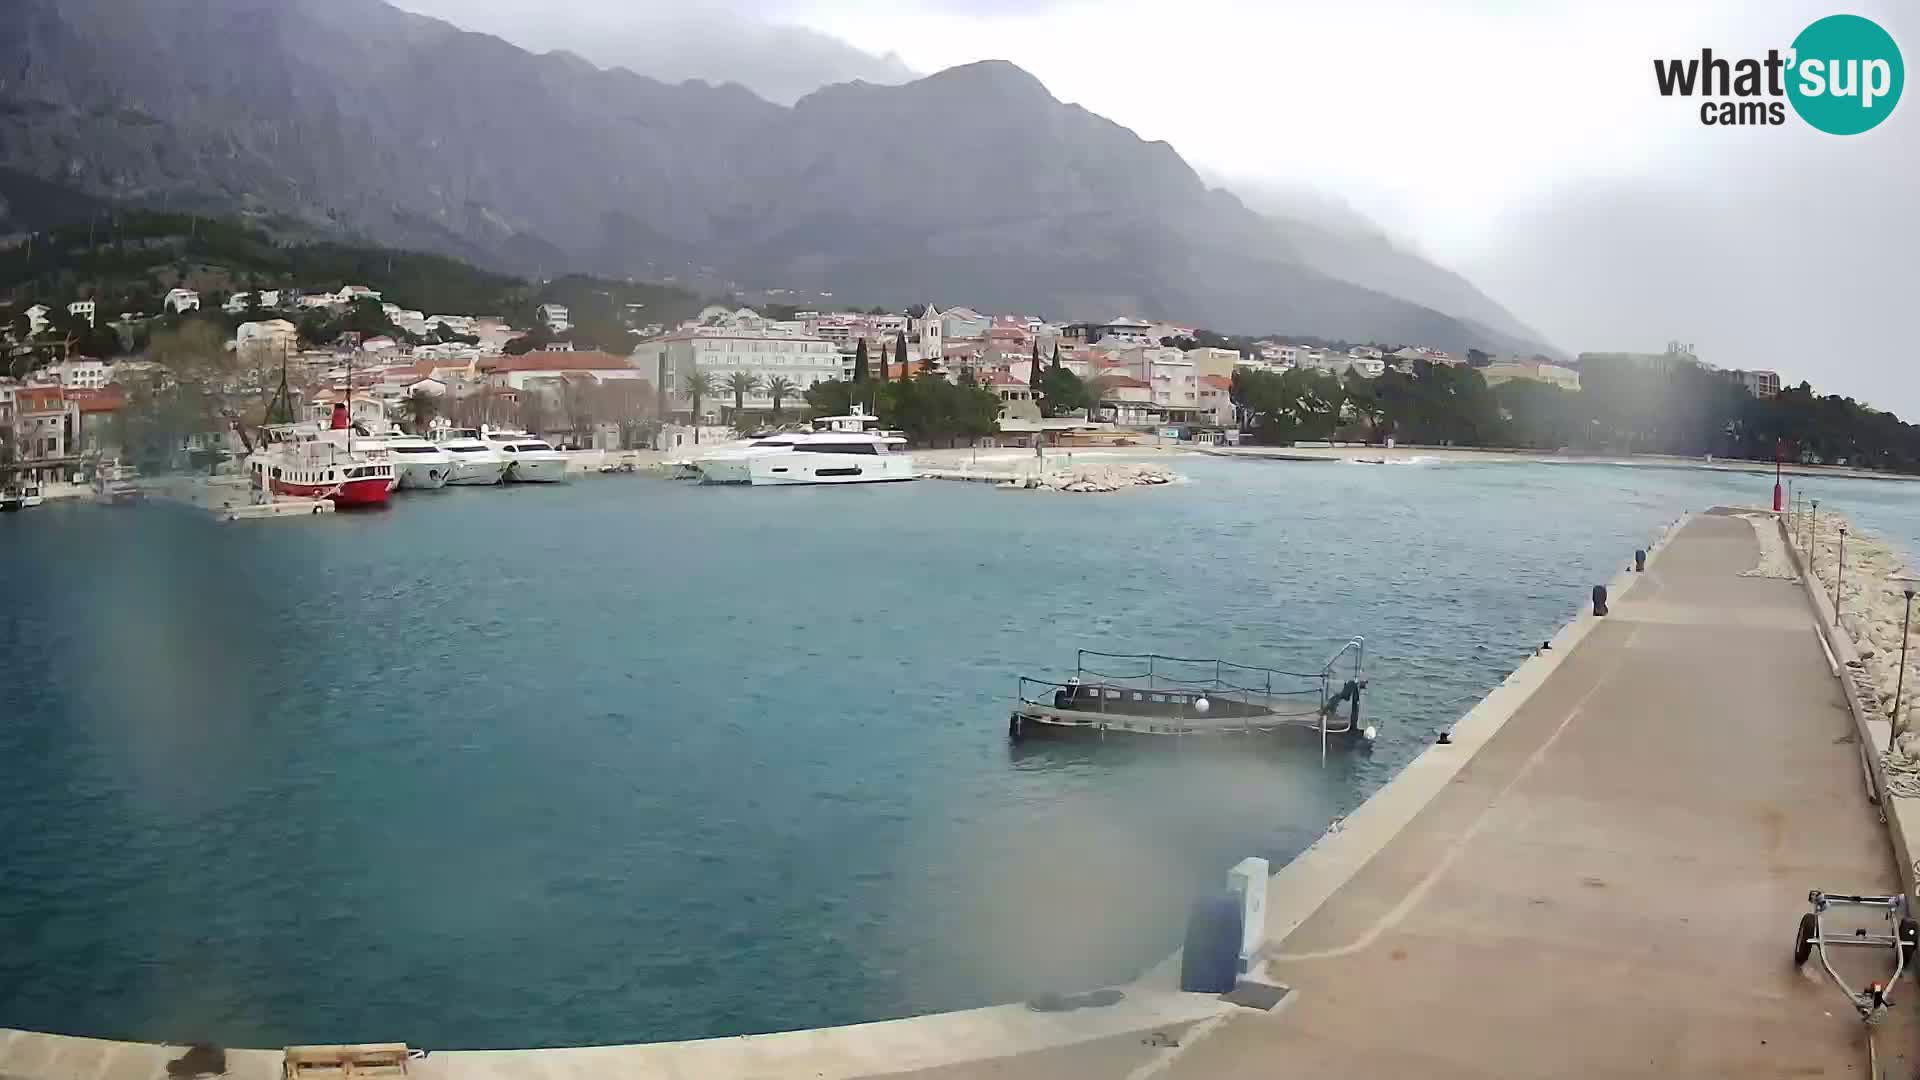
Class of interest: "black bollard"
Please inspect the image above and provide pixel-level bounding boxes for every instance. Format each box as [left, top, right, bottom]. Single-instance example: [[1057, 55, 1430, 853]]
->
[[1634, 549, 1646, 572], [1592, 584, 1608, 617]]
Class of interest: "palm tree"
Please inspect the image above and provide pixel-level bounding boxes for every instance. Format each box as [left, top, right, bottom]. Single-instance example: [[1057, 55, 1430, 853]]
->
[[723, 370, 762, 422], [764, 376, 796, 422], [683, 366, 716, 443]]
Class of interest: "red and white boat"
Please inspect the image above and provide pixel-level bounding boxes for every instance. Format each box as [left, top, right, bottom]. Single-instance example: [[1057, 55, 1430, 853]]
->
[[247, 411, 395, 508]]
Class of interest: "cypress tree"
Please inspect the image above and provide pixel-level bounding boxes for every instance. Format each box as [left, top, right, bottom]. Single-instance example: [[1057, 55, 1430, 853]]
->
[[895, 329, 908, 380], [853, 337, 869, 383]]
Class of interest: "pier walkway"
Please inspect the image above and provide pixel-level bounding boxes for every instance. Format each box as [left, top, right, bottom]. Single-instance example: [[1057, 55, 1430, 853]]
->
[[1160, 510, 1917, 1077]]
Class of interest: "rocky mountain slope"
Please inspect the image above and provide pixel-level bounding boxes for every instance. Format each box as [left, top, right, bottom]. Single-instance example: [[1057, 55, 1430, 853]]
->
[[0, 0, 1551, 353]]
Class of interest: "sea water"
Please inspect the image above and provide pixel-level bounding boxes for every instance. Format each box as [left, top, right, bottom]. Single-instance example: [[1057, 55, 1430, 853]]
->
[[0, 456, 1913, 1048]]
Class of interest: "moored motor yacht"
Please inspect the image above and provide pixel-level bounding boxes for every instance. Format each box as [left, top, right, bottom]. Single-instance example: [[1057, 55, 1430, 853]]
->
[[690, 433, 804, 484], [482, 427, 569, 483], [745, 431, 917, 486], [431, 427, 510, 486], [381, 434, 454, 490]]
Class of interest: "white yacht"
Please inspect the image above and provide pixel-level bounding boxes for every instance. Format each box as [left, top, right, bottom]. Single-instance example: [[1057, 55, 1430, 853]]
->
[[381, 435, 454, 490], [746, 431, 916, 486], [690, 433, 804, 484], [482, 427, 569, 483], [433, 428, 510, 486]]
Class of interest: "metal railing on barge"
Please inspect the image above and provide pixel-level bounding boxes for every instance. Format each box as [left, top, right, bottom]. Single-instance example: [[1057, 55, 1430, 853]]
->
[[1013, 637, 1367, 761]]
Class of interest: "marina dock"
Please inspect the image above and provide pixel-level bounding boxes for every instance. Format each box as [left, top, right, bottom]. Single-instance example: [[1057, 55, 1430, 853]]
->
[[1155, 509, 1920, 1077]]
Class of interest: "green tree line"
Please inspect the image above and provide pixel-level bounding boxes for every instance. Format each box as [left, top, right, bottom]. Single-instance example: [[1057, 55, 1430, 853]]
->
[[1234, 357, 1920, 471]]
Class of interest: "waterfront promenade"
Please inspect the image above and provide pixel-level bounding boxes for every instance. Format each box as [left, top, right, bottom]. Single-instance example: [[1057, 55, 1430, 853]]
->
[[1159, 510, 1917, 1077]]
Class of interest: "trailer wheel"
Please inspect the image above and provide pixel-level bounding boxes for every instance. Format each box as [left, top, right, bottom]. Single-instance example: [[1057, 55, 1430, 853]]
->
[[1795, 913, 1818, 967], [1900, 918, 1918, 969]]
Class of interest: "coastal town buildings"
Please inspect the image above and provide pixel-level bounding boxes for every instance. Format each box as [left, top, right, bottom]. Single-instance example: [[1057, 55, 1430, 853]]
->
[[633, 311, 840, 423], [537, 304, 571, 332], [1736, 369, 1781, 398], [162, 288, 200, 314]]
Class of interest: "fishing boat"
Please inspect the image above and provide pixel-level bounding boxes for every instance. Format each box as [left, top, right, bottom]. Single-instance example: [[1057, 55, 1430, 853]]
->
[[1008, 639, 1372, 756]]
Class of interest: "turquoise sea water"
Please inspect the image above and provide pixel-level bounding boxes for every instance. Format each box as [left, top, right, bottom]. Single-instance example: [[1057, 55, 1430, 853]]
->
[[2, 457, 1916, 1049]]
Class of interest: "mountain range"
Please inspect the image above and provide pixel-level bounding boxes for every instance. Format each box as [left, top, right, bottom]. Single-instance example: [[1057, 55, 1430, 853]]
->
[[0, 0, 1552, 354]]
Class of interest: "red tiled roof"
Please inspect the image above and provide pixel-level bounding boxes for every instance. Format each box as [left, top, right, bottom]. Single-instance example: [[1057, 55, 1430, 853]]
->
[[1201, 374, 1233, 389], [978, 370, 1028, 386], [17, 387, 64, 411], [1097, 375, 1150, 389], [68, 386, 127, 413], [484, 350, 636, 373]]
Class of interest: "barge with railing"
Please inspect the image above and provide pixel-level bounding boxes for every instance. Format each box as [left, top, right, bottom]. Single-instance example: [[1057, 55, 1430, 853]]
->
[[1008, 638, 1371, 758]]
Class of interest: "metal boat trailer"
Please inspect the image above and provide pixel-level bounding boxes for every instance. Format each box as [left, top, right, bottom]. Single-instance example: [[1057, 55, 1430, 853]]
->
[[1794, 889, 1918, 1075]]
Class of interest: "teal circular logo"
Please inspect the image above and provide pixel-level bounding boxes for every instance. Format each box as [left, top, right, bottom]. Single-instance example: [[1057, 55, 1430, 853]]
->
[[1787, 14, 1903, 134]]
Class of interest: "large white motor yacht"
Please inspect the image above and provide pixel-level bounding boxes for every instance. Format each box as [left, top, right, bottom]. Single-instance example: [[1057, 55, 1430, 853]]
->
[[746, 431, 916, 486], [382, 434, 454, 490], [690, 433, 804, 484], [433, 428, 510, 486], [483, 428, 569, 483]]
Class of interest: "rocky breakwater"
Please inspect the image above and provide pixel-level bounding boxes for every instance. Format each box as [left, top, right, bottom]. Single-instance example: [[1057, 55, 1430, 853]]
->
[[1795, 509, 1920, 758], [1032, 462, 1180, 493]]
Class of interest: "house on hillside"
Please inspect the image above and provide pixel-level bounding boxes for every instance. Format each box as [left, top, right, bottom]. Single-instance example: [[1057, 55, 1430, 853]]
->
[[24, 304, 51, 335], [979, 369, 1041, 424], [537, 304, 571, 332], [66, 300, 96, 328], [163, 288, 200, 314]]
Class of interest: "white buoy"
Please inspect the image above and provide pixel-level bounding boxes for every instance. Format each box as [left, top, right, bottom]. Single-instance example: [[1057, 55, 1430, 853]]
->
[[1364, 724, 1378, 741], [1194, 696, 1211, 714]]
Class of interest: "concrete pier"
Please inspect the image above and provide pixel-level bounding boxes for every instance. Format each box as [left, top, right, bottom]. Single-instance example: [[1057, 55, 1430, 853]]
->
[[1157, 510, 1917, 1077]]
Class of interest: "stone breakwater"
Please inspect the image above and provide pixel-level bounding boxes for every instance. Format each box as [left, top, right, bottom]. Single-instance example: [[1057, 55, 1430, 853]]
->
[[1033, 462, 1180, 492], [1792, 507, 1920, 751]]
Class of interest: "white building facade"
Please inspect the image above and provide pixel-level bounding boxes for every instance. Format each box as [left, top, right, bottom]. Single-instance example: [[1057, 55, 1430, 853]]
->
[[633, 322, 842, 422]]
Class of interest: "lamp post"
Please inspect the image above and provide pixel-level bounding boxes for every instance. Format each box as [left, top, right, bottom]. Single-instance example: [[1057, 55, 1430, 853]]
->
[[1810, 499, 1820, 568], [1773, 441, 1783, 512], [1835, 524, 1848, 625], [1892, 577, 1919, 750]]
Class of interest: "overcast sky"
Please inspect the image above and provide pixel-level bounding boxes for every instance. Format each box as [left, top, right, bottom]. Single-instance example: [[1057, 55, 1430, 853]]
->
[[404, 0, 1918, 413]]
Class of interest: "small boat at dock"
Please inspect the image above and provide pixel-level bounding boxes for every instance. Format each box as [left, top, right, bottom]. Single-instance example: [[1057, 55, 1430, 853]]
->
[[1009, 640, 1372, 755]]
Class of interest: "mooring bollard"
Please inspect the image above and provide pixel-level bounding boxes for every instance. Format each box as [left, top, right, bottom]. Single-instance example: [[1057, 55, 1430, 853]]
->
[[1634, 549, 1646, 573], [1592, 584, 1608, 617]]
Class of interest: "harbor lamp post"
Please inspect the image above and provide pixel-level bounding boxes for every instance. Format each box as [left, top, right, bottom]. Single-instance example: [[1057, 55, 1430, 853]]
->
[[1773, 441, 1784, 513], [1810, 499, 1820, 567], [1891, 577, 1919, 750], [1835, 525, 1848, 625]]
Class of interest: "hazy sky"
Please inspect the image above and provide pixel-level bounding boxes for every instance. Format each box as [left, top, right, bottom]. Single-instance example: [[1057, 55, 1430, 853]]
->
[[405, 0, 1918, 412]]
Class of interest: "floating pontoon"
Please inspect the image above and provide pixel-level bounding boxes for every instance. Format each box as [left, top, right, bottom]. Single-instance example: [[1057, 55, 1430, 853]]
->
[[1009, 638, 1371, 759]]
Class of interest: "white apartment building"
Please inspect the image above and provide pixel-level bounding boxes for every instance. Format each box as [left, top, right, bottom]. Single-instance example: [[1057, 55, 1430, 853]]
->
[[1148, 352, 1199, 411], [236, 319, 300, 364], [633, 322, 842, 422], [67, 300, 96, 328], [52, 358, 110, 389], [537, 304, 571, 332]]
